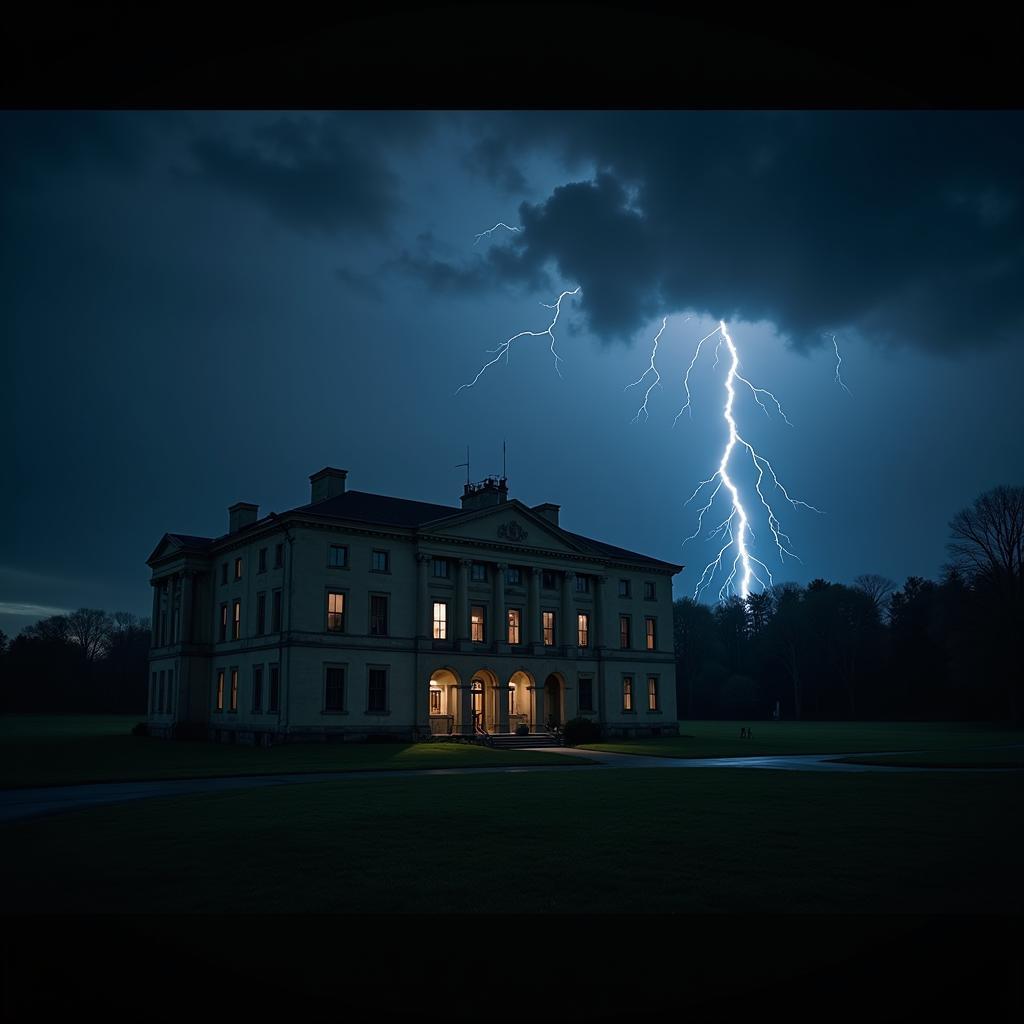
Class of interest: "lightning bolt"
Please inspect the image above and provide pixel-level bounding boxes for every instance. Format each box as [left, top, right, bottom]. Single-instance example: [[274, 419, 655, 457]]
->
[[624, 317, 667, 422], [473, 222, 521, 246], [455, 287, 581, 394], [832, 334, 852, 394]]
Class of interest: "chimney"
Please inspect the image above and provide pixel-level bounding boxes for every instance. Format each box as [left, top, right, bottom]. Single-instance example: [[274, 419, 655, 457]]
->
[[532, 503, 560, 527], [228, 502, 259, 533], [460, 476, 508, 511], [310, 467, 348, 504]]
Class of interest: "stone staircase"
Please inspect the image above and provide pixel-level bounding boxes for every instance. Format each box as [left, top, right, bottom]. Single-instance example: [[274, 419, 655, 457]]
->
[[488, 733, 562, 750]]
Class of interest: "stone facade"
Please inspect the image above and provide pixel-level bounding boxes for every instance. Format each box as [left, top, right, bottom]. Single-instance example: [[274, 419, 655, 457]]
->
[[146, 469, 682, 742]]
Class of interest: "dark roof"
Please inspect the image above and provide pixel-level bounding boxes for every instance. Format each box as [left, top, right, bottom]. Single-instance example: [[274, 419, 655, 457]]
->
[[562, 531, 681, 571], [166, 533, 215, 549], [288, 490, 462, 528]]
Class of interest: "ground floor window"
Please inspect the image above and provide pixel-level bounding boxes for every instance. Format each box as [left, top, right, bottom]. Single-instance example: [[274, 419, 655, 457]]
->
[[622, 676, 633, 712], [229, 668, 239, 712], [430, 688, 441, 713], [368, 667, 388, 713], [648, 676, 659, 711], [578, 676, 594, 712], [252, 665, 263, 712], [325, 666, 345, 712], [216, 669, 225, 712], [268, 663, 280, 713]]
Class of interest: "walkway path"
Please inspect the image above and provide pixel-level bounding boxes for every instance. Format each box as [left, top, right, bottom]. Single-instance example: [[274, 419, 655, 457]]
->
[[2, 747, 1019, 824]]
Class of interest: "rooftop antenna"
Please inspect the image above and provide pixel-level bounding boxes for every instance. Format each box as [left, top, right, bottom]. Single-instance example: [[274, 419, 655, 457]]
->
[[455, 445, 470, 485]]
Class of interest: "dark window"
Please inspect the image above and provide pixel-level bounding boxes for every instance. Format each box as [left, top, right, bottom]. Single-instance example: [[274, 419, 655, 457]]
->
[[432, 558, 449, 579], [232, 599, 241, 640], [219, 603, 228, 643], [506, 567, 521, 585], [158, 670, 165, 714], [507, 608, 521, 644], [252, 665, 263, 712], [644, 580, 656, 600], [324, 666, 345, 712], [543, 610, 555, 646], [575, 575, 589, 593], [216, 669, 225, 711], [234, 557, 243, 581], [370, 595, 389, 636], [274, 543, 284, 568], [618, 579, 631, 598], [646, 616, 656, 651], [368, 668, 387, 713], [371, 550, 389, 573], [272, 589, 282, 632], [620, 615, 631, 649], [329, 545, 348, 568], [648, 676, 659, 711], [471, 563, 487, 582], [327, 592, 345, 632], [221, 562, 228, 585], [542, 571, 557, 590], [268, 664, 280, 713], [579, 678, 594, 712], [150, 672, 157, 714], [167, 668, 174, 712], [256, 592, 266, 636], [471, 605, 485, 642], [258, 548, 267, 573], [229, 668, 239, 712], [623, 676, 633, 711], [577, 612, 589, 648]]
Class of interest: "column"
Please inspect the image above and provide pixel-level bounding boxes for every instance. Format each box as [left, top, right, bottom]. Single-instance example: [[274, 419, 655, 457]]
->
[[492, 562, 506, 649], [460, 679, 474, 735], [416, 554, 431, 637], [497, 679, 510, 734], [561, 571, 576, 648], [456, 559, 471, 641], [532, 681, 546, 733], [527, 567, 541, 644], [180, 571, 194, 645], [151, 582, 160, 645]]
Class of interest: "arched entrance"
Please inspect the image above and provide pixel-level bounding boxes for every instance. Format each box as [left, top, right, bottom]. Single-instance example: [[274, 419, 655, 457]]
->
[[427, 668, 460, 736], [507, 670, 534, 735], [469, 668, 499, 734], [544, 673, 564, 730]]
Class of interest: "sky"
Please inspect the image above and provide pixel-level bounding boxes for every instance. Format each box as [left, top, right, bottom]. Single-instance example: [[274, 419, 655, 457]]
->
[[3, 110, 1023, 636]]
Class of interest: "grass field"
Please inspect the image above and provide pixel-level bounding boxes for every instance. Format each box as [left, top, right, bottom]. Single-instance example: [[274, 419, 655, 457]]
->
[[3, 767, 1020, 914], [581, 720, 1024, 766], [0, 715, 582, 789]]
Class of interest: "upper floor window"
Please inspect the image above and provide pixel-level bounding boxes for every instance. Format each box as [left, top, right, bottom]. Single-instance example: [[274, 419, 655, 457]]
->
[[370, 595, 389, 636], [471, 605, 486, 642], [327, 592, 345, 632], [619, 614, 631, 649], [256, 592, 266, 636], [543, 610, 555, 646], [219, 603, 228, 643], [216, 669, 225, 711], [507, 608, 521, 645], [234, 557, 243, 581], [274, 543, 284, 569], [367, 668, 388, 713], [329, 545, 348, 568], [324, 666, 345, 712], [232, 600, 241, 640], [645, 616, 656, 651], [644, 580, 656, 600], [271, 589, 282, 632], [372, 550, 390, 573], [575, 575, 589, 594], [618, 579, 631, 598], [433, 601, 448, 640], [542, 571, 557, 590], [506, 567, 521, 586], [623, 676, 633, 712], [221, 562, 228, 585], [471, 563, 487, 582], [258, 548, 267, 573], [432, 558, 450, 579], [648, 676, 659, 711], [577, 612, 589, 648]]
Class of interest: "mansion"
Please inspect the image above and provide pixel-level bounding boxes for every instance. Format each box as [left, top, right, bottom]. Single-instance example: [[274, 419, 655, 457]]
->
[[146, 468, 682, 742]]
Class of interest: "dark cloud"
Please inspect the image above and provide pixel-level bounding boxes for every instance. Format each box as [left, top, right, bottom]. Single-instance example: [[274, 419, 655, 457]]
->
[[461, 136, 529, 195], [441, 112, 1024, 354]]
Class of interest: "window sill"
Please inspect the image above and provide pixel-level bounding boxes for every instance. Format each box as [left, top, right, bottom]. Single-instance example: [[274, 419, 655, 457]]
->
[[321, 710, 349, 716], [366, 709, 391, 716], [327, 565, 351, 571]]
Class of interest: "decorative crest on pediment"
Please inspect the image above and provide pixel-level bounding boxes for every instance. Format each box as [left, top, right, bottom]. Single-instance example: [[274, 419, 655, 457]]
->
[[497, 521, 529, 542]]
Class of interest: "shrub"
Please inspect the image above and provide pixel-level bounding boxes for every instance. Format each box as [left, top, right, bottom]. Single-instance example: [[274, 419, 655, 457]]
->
[[562, 717, 602, 746], [515, 723, 530, 736]]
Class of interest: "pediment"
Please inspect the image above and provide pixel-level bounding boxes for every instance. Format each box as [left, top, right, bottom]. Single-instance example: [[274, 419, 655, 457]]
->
[[419, 501, 585, 555]]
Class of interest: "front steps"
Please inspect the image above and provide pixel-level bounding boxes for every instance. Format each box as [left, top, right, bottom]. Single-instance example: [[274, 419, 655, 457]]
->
[[488, 733, 561, 749]]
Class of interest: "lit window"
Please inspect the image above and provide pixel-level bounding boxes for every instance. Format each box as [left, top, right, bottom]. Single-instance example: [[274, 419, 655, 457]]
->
[[646, 616, 656, 651], [274, 543, 284, 568], [432, 558, 449, 579], [329, 545, 348, 568], [256, 592, 266, 636], [372, 550, 389, 573], [471, 605, 485, 642], [508, 686, 516, 715], [234, 558, 243, 581], [216, 669, 225, 711], [542, 571, 557, 590], [648, 676, 658, 711], [433, 601, 447, 639], [471, 563, 487, 582], [252, 665, 263, 712], [507, 608, 521, 644], [232, 599, 241, 640], [543, 611, 555, 646], [258, 548, 267, 573], [229, 668, 238, 712], [506, 567, 521, 585], [268, 664, 280, 713], [219, 603, 228, 643], [623, 676, 633, 712], [619, 615, 631, 649], [368, 668, 387, 713], [325, 666, 345, 712], [577, 612, 589, 648], [327, 592, 345, 632], [370, 595, 388, 636], [644, 581, 656, 600], [272, 589, 282, 632], [575, 575, 589, 593], [579, 677, 593, 712], [429, 688, 441, 714]]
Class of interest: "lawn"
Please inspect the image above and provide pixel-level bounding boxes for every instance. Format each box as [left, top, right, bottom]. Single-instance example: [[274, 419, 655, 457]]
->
[[2, 767, 1020, 914], [0, 714, 583, 789], [581, 719, 1024, 766]]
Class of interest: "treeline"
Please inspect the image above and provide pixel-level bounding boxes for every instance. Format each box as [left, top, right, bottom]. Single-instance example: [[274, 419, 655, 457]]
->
[[0, 610, 151, 713], [674, 485, 1023, 723]]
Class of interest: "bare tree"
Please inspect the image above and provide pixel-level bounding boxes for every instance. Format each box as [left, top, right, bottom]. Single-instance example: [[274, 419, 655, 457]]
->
[[65, 608, 113, 662], [947, 485, 1024, 601], [853, 574, 896, 620], [22, 614, 72, 645]]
